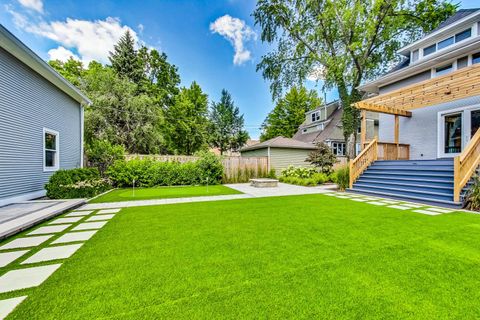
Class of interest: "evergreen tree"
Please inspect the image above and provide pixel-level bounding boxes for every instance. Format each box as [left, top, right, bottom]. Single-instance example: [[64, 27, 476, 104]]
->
[[165, 82, 209, 155], [209, 90, 249, 155], [261, 86, 322, 141], [109, 30, 143, 82]]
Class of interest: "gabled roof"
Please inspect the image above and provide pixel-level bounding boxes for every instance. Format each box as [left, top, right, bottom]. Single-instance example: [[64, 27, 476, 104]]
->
[[240, 136, 317, 152], [429, 9, 480, 34], [0, 24, 91, 105], [293, 106, 345, 144]]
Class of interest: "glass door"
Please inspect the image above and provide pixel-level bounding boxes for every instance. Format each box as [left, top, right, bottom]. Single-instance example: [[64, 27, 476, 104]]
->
[[443, 113, 463, 155]]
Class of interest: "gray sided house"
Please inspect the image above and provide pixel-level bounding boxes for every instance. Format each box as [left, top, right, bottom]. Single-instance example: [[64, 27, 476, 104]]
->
[[0, 25, 91, 206], [240, 137, 316, 175], [293, 100, 378, 161]]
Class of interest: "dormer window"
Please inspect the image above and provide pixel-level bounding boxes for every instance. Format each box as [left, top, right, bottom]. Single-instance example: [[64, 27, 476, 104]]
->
[[311, 112, 320, 122], [423, 44, 436, 56], [455, 29, 471, 42]]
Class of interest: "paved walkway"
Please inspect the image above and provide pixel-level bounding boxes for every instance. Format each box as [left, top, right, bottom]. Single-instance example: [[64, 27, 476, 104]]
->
[[79, 183, 336, 210]]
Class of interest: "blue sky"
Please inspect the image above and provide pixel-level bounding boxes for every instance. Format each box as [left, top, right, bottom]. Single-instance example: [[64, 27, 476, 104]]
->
[[0, 0, 478, 139]]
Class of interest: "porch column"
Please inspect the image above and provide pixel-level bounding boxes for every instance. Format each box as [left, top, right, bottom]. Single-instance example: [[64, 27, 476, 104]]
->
[[361, 110, 367, 150], [394, 115, 399, 160]]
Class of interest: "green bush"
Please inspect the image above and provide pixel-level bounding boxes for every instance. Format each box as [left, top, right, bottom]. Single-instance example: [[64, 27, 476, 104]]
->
[[312, 173, 328, 185], [465, 176, 480, 211], [45, 168, 111, 199], [306, 142, 338, 174], [334, 166, 350, 191], [281, 165, 317, 179], [107, 152, 224, 187], [85, 140, 125, 175]]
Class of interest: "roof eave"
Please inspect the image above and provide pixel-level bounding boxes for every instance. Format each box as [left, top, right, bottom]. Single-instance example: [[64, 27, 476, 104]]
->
[[0, 25, 91, 105]]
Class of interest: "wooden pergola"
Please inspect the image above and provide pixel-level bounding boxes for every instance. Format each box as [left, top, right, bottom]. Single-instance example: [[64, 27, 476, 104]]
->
[[354, 62, 480, 148]]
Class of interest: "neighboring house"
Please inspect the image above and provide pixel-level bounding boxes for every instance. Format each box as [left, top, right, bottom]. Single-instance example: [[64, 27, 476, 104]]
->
[[350, 9, 480, 206], [0, 25, 91, 206], [293, 100, 378, 161], [240, 137, 316, 174]]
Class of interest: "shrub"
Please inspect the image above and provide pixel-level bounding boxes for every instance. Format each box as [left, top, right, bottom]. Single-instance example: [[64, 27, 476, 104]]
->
[[106, 152, 224, 187], [221, 161, 270, 184], [312, 173, 328, 185], [45, 168, 110, 199], [85, 140, 125, 175], [281, 165, 317, 179], [465, 176, 480, 211], [306, 142, 338, 174], [334, 166, 350, 191]]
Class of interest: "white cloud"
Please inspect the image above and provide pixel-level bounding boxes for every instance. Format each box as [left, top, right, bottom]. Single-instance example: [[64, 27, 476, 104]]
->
[[5, 5, 29, 28], [17, 0, 43, 13], [210, 15, 256, 65], [47, 46, 80, 62]]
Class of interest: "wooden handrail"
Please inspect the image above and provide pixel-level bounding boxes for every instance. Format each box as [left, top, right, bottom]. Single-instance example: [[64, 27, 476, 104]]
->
[[349, 138, 378, 189], [454, 128, 480, 202]]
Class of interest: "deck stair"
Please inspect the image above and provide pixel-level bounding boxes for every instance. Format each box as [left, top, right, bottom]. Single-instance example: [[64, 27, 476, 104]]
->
[[348, 159, 466, 208]]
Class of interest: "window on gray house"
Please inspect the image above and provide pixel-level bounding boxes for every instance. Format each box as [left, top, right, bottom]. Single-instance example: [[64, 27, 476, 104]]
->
[[44, 129, 59, 171], [473, 52, 480, 65], [455, 29, 471, 43], [457, 56, 469, 69], [423, 44, 436, 56], [436, 64, 453, 76], [331, 142, 346, 156], [438, 36, 454, 50], [412, 49, 419, 62]]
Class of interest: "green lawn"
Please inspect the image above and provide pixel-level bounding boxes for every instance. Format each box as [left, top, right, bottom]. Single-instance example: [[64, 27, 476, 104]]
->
[[3, 194, 480, 319], [89, 185, 242, 203]]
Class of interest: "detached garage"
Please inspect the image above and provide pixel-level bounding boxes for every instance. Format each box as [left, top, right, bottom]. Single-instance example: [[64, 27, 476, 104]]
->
[[240, 136, 317, 174]]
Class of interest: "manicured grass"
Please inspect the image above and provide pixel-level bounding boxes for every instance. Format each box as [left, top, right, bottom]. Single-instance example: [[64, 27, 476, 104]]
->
[[89, 185, 242, 203], [4, 195, 480, 319]]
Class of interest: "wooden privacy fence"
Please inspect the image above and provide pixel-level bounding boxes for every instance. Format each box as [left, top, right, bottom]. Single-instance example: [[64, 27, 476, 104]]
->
[[125, 154, 269, 182]]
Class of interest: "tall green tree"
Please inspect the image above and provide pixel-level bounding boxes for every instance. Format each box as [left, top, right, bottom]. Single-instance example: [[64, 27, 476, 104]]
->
[[109, 30, 143, 82], [209, 90, 249, 155], [261, 86, 322, 141], [254, 0, 457, 157], [49, 57, 84, 86], [82, 62, 165, 154], [165, 81, 209, 155]]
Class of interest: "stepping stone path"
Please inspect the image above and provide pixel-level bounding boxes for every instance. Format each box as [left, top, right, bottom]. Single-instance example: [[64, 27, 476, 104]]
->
[[0, 235, 53, 250], [52, 231, 97, 244], [0, 296, 27, 319], [86, 214, 115, 222], [0, 208, 119, 318], [28, 224, 71, 235], [65, 210, 93, 217], [22, 244, 83, 264], [388, 205, 412, 210], [49, 217, 83, 225], [0, 250, 29, 268], [97, 209, 121, 214], [72, 221, 107, 231], [0, 264, 61, 293]]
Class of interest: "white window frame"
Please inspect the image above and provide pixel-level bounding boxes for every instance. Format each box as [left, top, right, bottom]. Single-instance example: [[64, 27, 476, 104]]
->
[[43, 128, 60, 172]]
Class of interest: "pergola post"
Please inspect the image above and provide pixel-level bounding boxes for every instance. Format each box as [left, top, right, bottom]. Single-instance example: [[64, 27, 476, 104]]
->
[[394, 115, 399, 160], [361, 110, 367, 150]]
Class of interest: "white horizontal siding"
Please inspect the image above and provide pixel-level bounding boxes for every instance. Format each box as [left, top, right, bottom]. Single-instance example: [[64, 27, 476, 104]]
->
[[0, 47, 82, 201]]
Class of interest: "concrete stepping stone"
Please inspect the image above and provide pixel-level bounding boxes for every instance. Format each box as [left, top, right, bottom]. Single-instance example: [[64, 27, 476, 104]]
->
[[388, 205, 412, 210], [22, 244, 83, 264], [0, 264, 61, 293], [400, 203, 424, 208], [97, 209, 120, 214], [0, 296, 27, 319], [52, 231, 97, 244], [424, 207, 454, 213], [381, 200, 400, 204], [27, 224, 71, 235], [72, 221, 107, 231], [413, 209, 442, 216], [49, 217, 83, 225], [86, 214, 115, 222], [367, 201, 387, 206], [0, 235, 53, 250], [0, 250, 29, 268], [351, 198, 368, 202], [324, 193, 336, 196], [65, 211, 93, 217], [336, 196, 351, 199]]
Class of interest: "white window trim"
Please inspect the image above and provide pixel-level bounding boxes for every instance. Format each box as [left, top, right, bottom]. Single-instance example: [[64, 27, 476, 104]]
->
[[43, 128, 60, 172], [437, 104, 480, 158]]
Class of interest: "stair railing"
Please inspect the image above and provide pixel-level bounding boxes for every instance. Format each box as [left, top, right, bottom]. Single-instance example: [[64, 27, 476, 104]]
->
[[349, 138, 378, 189], [454, 128, 480, 202]]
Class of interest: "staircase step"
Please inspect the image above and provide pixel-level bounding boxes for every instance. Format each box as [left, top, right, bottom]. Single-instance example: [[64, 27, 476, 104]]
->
[[354, 180, 453, 192], [357, 176, 454, 186], [362, 171, 453, 179], [347, 188, 462, 208], [374, 160, 453, 166], [368, 167, 453, 173], [351, 183, 453, 198]]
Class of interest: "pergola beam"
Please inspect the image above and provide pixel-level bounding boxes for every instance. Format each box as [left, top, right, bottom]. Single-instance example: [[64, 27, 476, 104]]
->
[[354, 101, 412, 117]]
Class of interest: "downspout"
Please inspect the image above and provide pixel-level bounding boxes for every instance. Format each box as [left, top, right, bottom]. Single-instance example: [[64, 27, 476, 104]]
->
[[80, 103, 85, 168]]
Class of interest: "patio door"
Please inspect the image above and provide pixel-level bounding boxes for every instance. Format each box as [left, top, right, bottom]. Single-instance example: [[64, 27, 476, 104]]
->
[[438, 106, 480, 158]]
